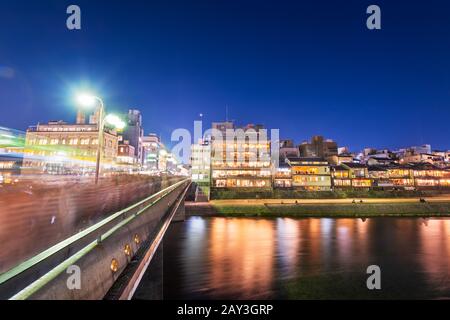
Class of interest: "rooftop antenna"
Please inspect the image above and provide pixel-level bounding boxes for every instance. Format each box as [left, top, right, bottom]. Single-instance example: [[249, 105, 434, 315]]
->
[[225, 104, 228, 122]]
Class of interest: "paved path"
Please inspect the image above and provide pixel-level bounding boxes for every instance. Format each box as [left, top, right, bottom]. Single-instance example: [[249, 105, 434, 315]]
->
[[206, 195, 450, 206]]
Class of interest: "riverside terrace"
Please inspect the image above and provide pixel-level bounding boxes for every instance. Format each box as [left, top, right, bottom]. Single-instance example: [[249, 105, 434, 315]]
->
[[204, 157, 450, 192]]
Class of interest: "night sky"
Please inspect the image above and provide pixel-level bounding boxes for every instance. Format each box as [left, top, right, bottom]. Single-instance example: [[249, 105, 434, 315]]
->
[[1, 0, 449, 151]]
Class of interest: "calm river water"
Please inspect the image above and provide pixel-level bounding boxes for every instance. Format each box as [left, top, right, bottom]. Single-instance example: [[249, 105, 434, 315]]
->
[[161, 216, 450, 299]]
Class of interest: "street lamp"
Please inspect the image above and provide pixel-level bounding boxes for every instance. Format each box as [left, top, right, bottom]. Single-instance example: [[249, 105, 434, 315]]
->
[[104, 114, 126, 131], [76, 93, 105, 184]]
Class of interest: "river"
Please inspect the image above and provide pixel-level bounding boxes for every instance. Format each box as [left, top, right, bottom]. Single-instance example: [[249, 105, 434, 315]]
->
[[156, 216, 450, 299]]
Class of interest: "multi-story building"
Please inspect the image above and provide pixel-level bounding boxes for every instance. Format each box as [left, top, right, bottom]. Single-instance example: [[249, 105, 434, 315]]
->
[[410, 163, 449, 188], [117, 141, 136, 165], [327, 152, 354, 165], [210, 122, 272, 188], [385, 165, 415, 188], [273, 162, 292, 188], [368, 166, 392, 188], [361, 148, 398, 165], [191, 140, 211, 200], [24, 120, 118, 174], [402, 144, 432, 156], [142, 133, 161, 171], [341, 162, 372, 188], [400, 151, 443, 165], [279, 139, 299, 160], [366, 156, 398, 166], [287, 157, 332, 191], [331, 163, 371, 188], [165, 152, 179, 173], [299, 136, 338, 158], [121, 109, 144, 165]]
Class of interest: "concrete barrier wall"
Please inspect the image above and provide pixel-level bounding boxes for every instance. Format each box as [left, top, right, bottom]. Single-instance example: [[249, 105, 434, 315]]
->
[[26, 181, 188, 300]]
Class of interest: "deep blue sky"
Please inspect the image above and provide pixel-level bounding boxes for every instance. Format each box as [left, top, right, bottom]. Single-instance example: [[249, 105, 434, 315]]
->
[[0, 0, 449, 151]]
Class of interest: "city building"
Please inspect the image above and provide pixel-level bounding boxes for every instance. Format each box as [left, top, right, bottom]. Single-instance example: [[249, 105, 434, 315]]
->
[[299, 135, 338, 158], [142, 133, 162, 171], [327, 152, 355, 165], [24, 120, 118, 174], [331, 163, 371, 188], [400, 151, 443, 165], [121, 109, 144, 165], [273, 162, 292, 188], [165, 152, 179, 173], [158, 149, 168, 172], [331, 165, 352, 188], [287, 157, 332, 191], [0, 153, 22, 184], [360, 148, 399, 165], [368, 166, 392, 188], [366, 156, 398, 166], [210, 121, 272, 188], [410, 163, 449, 188], [279, 139, 299, 160], [191, 140, 211, 200], [341, 162, 372, 188], [385, 165, 415, 189], [116, 141, 136, 165]]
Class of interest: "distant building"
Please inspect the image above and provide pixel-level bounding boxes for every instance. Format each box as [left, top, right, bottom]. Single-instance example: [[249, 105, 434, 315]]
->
[[338, 146, 350, 155], [211, 121, 234, 133], [165, 152, 179, 173], [368, 166, 392, 188], [0, 153, 22, 184], [273, 162, 292, 188], [142, 133, 161, 171], [400, 152, 443, 165], [407, 144, 432, 155], [117, 141, 136, 165], [210, 121, 272, 188], [341, 162, 371, 188], [367, 157, 397, 166], [121, 109, 144, 165], [24, 120, 118, 174], [410, 163, 449, 188], [299, 136, 338, 158], [287, 157, 332, 191], [279, 139, 299, 160], [331, 163, 371, 189], [191, 140, 211, 200], [327, 153, 354, 165], [331, 165, 351, 188]]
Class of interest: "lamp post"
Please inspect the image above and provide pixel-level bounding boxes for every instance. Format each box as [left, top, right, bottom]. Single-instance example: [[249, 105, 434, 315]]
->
[[77, 94, 105, 184]]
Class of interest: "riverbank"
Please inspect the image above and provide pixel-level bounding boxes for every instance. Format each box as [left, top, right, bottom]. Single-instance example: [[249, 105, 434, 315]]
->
[[186, 197, 450, 218], [210, 188, 450, 200]]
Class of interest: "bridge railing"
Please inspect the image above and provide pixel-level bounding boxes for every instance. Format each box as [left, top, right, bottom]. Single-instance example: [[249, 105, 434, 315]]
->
[[0, 178, 190, 300]]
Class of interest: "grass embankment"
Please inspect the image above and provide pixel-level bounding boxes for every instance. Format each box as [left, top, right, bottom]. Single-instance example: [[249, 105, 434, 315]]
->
[[192, 202, 450, 218]]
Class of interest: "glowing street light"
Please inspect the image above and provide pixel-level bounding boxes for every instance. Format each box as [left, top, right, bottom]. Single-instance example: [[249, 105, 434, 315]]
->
[[105, 114, 126, 131], [75, 93, 105, 184], [76, 94, 97, 107]]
